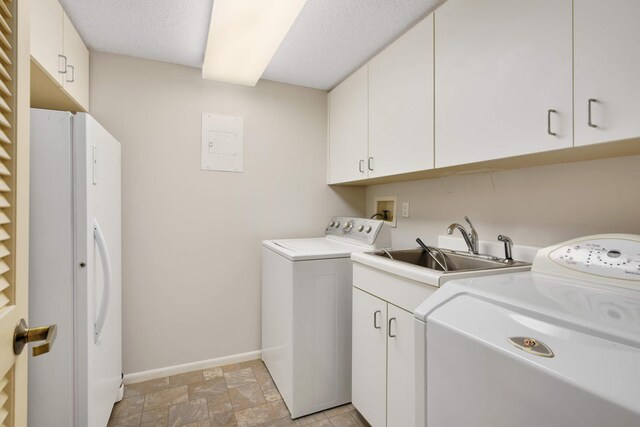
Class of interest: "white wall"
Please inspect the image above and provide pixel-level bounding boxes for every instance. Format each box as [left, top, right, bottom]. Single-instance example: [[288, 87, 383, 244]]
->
[[366, 155, 640, 250], [90, 53, 365, 374]]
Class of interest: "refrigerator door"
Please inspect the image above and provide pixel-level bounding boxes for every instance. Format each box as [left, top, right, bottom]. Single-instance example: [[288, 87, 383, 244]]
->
[[29, 109, 76, 427], [74, 113, 122, 426]]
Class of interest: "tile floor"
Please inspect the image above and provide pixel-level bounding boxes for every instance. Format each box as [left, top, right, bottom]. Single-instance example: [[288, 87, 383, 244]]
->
[[108, 359, 371, 427]]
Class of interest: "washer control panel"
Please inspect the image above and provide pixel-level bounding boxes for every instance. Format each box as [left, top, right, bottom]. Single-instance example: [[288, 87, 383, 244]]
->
[[548, 238, 640, 281], [325, 217, 385, 246]]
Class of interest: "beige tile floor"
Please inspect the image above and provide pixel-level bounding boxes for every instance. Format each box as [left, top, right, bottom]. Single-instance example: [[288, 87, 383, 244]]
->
[[108, 359, 371, 427]]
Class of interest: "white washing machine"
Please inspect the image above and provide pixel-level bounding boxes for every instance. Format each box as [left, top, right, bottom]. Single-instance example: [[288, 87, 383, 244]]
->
[[414, 234, 640, 427], [262, 217, 390, 418]]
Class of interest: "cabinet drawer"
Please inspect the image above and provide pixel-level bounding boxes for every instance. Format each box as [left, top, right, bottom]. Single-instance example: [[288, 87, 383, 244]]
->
[[353, 262, 436, 312]]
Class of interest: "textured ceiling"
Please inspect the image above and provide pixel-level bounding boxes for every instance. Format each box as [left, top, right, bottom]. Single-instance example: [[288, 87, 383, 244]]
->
[[58, 0, 214, 68], [59, 0, 444, 90], [263, 0, 443, 89]]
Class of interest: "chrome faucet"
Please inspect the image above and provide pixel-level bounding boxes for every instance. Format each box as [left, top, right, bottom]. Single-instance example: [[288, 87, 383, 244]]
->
[[447, 216, 479, 254]]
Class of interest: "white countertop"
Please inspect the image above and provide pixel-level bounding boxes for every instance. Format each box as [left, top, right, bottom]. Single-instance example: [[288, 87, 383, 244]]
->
[[351, 235, 538, 287], [351, 251, 530, 287]]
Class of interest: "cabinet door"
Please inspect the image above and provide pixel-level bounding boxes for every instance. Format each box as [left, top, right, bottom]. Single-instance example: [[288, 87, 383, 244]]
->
[[352, 288, 387, 427], [328, 66, 368, 184], [62, 14, 90, 110], [435, 0, 573, 168], [30, 0, 64, 85], [387, 305, 416, 427], [369, 14, 434, 178], [574, 0, 640, 146]]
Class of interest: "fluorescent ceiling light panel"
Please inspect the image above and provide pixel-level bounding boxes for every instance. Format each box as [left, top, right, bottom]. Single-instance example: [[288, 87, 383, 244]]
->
[[202, 0, 307, 86]]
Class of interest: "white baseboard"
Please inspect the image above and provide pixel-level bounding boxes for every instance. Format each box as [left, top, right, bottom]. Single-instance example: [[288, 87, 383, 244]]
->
[[123, 350, 262, 385]]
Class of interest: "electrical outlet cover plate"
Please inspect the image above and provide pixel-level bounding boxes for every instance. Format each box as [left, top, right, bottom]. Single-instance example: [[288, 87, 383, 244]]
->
[[402, 202, 410, 218]]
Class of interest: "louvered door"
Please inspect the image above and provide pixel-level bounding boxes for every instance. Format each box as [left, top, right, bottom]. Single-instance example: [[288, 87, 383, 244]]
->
[[0, 0, 30, 426]]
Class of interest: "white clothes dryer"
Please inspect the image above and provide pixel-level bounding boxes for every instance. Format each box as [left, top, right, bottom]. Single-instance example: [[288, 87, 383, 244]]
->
[[262, 217, 390, 418], [414, 234, 640, 427]]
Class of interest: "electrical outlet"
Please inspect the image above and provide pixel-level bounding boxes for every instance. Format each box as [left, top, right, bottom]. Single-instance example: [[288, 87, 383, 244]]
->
[[402, 202, 410, 218]]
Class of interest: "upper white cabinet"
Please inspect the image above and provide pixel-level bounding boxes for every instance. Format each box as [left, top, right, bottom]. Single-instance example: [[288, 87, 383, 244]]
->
[[328, 14, 435, 184], [328, 65, 368, 184], [368, 15, 434, 178], [31, 0, 90, 111], [62, 14, 90, 110], [327, 1, 640, 185], [434, 0, 573, 168], [31, 0, 64, 86], [574, 0, 640, 146]]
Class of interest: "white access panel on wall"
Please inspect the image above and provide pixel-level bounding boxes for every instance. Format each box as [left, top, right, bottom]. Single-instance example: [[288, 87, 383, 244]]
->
[[201, 113, 244, 172]]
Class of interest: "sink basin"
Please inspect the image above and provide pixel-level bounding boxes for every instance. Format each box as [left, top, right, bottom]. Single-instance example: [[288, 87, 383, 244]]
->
[[371, 248, 530, 273]]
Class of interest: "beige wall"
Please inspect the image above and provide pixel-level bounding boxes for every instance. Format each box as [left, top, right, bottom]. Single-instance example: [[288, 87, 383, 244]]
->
[[89, 51, 640, 375], [366, 155, 640, 250], [90, 52, 365, 374]]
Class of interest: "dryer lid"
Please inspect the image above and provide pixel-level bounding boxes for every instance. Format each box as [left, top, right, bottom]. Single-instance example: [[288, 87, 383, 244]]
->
[[416, 272, 640, 341]]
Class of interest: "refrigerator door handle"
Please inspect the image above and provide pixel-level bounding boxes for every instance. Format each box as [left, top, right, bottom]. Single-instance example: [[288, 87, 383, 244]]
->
[[93, 220, 112, 343]]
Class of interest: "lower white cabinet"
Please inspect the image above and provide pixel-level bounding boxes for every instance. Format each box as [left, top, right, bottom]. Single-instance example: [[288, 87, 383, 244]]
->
[[386, 304, 415, 427], [352, 287, 415, 427], [352, 287, 386, 426]]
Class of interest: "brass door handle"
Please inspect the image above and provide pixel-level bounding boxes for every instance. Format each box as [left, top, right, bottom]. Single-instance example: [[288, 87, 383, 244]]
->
[[13, 319, 57, 356]]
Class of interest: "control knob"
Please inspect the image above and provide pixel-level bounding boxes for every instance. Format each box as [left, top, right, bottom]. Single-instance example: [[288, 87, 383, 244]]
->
[[334, 222, 340, 228], [358, 225, 364, 232], [365, 226, 372, 233], [343, 222, 353, 232], [329, 221, 335, 228]]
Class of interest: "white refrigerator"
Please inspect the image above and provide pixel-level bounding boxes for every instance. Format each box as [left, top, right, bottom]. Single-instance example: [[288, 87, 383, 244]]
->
[[29, 109, 122, 426]]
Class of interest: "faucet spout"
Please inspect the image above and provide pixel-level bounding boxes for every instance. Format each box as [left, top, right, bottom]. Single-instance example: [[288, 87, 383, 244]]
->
[[447, 223, 477, 254], [446, 222, 462, 235]]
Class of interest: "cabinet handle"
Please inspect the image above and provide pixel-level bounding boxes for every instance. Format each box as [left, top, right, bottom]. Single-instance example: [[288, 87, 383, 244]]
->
[[588, 98, 598, 128], [66, 65, 75, 83], [547, 109, 557, 136], [58, 55, 68, 74], [367, 157, 374, 171], [373, 310, 381, 329], [359, 159, 365, 173], [388, 317, 397, 338]]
